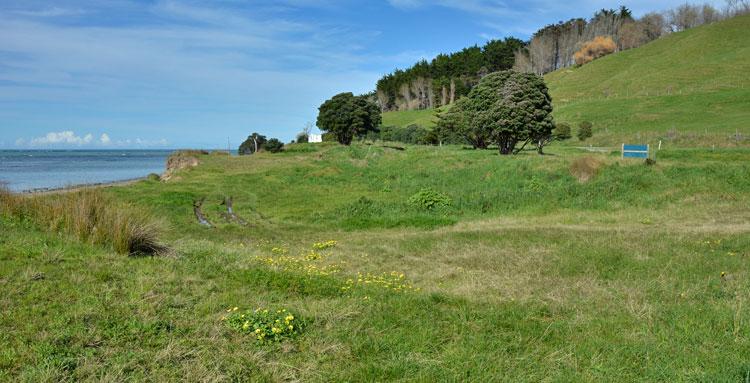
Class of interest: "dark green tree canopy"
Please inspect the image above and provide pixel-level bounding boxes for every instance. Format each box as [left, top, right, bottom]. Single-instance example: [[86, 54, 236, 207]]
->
[[263, 138, 284, 153], [238, 132, 267, 155], [461, 70, 554, 155], [316, 92, 381, 145]]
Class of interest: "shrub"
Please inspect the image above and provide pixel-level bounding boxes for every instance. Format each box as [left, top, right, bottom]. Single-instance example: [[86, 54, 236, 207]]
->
[[263, 138, 284, 153], [554, 123, 572, 140], [322, 132, 337, 142], [223, 307, 304, 343], [569, 156, 603, 182], [0, 187, 168, 256], [146, 173, 161, 181], [296, 133, 309, 143], [578, 121, 593, 141], [408, 188, 452, 210], [574, 36, 616, 65]]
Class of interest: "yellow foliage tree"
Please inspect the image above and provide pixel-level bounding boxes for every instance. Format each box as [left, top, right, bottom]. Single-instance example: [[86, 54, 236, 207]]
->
[[574, 36, 617, 66]]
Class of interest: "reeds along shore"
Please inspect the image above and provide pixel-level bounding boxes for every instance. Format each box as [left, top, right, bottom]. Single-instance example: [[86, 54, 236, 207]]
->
[[0, 186, 168, 256]]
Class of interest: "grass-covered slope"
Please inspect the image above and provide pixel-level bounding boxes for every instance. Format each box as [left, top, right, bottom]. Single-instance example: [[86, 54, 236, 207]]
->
[[2, 144, 750, 381], [381, 107, 440, 128], [382, 15, 750, 146], [546, 14, 750, 145]]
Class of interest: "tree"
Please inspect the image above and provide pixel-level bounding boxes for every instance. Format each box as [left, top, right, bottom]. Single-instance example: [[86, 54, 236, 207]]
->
[[436, 98, 486, 148], [578, 121, 593, 141], [461, 71, 554, 155], [238, 132, 267, 155], [531, 122, 573, 154], [296, 122, 312, 143], [316, 92, 381, 145], [263, 138, 284, 153]]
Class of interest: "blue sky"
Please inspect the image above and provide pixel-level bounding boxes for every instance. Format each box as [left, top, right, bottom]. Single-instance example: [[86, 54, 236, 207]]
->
[[0, 0, 725, 149]]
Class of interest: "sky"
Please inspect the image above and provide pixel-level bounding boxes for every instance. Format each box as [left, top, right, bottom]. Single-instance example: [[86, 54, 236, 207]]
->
[[0, 0, 727, 149]]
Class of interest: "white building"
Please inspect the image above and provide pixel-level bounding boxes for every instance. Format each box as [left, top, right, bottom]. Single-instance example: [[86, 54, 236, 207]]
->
[[309, 133, 323, 143]]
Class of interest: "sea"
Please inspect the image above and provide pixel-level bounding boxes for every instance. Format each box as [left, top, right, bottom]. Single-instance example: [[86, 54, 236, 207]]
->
[[0, 150, 173, 192]]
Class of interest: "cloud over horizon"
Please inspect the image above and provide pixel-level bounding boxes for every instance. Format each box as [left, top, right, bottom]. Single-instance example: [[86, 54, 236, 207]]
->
[[16, 130, 168, 148]]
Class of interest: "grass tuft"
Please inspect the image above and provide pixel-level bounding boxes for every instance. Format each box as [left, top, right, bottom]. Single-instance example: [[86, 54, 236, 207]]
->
[[0, 186, 169, 256], [569, 156, 604, 182]]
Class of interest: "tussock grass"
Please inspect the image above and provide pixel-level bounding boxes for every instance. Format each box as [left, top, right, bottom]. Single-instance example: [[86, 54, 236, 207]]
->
[[0, 187, 168, 256], [569, 156, 604, 182]]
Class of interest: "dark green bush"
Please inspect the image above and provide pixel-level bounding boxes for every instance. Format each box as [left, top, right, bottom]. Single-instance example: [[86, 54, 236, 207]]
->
[[577, 121, 593, 141], [263, 138, 284, 153]]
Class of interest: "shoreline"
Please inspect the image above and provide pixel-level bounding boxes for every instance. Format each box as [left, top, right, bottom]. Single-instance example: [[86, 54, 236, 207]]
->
[[20, 177, 149, 195]]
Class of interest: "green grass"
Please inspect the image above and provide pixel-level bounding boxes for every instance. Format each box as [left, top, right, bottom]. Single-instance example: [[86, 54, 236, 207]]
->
[[547, 14, 750, 147], [381, 14, 750, 147], [381, 107, 442, 128], [2, 145, 749, 381]]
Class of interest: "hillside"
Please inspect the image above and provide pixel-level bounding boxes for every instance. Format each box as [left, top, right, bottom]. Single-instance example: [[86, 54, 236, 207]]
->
[[382, 14, 750, 146], [2, 144, 750, 380], [547, 13, 750, 146]]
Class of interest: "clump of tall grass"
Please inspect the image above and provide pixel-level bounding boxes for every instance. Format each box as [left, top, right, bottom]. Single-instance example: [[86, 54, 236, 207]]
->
[[569, 156, 604, 183], [0, 186, 168, 256]]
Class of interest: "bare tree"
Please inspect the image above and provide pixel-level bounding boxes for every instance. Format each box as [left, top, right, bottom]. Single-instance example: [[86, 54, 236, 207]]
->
[[725, 0, 750, 16], [640, 12, 667, 41], [701, 4, 721, 24], [668, 4, 701, 31]]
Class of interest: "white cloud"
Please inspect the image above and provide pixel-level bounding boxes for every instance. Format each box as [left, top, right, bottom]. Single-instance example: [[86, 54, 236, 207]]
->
[[28, 130, 92, 146], [16, 131, 167, 148], [100, 133, 111, 145]]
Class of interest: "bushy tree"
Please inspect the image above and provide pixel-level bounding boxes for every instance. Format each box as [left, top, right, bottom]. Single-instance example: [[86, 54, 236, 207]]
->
[[295, 133, 309, 143], [263, 138, 284, 153], [578, 121, 593, 141], [461, 71, 554, 155], [238, 133, 267, 155], [554, 123, 573, 140], [316, 92, 381, 145], [436, 99, 486, 148]]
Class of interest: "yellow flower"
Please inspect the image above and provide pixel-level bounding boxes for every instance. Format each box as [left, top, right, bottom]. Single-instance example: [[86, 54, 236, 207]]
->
[[232, 307, 239, 311], [255, 328, 262, 334], [242, 321, 250, 330], [288, 325, 294, 331], [285, 315, 294, 322], [272, 327, 281, 334]]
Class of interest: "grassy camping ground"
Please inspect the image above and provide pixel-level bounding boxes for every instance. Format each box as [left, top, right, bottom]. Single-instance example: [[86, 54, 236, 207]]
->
[[1, 143, 749, 381]]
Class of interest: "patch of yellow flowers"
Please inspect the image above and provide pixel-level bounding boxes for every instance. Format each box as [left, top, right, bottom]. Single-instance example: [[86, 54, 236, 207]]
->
[[312, 240, 337, 250], [254, 240, 420, 300], [223, 307, 303, 342], [341, 271, 419, 294]]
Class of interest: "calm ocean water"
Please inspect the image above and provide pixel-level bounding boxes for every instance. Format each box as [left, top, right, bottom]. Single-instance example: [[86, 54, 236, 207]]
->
[[0, 150, 173, 192]]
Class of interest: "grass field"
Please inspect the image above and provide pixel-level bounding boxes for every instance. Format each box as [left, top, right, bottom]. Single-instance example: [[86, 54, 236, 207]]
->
[[381, 107, 441, 129], [382, 14, 750, 147], [2, 144, 749, 381]]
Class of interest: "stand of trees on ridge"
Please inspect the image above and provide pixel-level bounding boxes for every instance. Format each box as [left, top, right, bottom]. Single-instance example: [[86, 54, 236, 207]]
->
[[376, 2, 748, 112]]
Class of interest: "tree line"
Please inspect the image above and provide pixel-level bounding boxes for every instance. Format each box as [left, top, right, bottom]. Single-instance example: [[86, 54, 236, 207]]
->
[[375, 38, 524, 112]]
